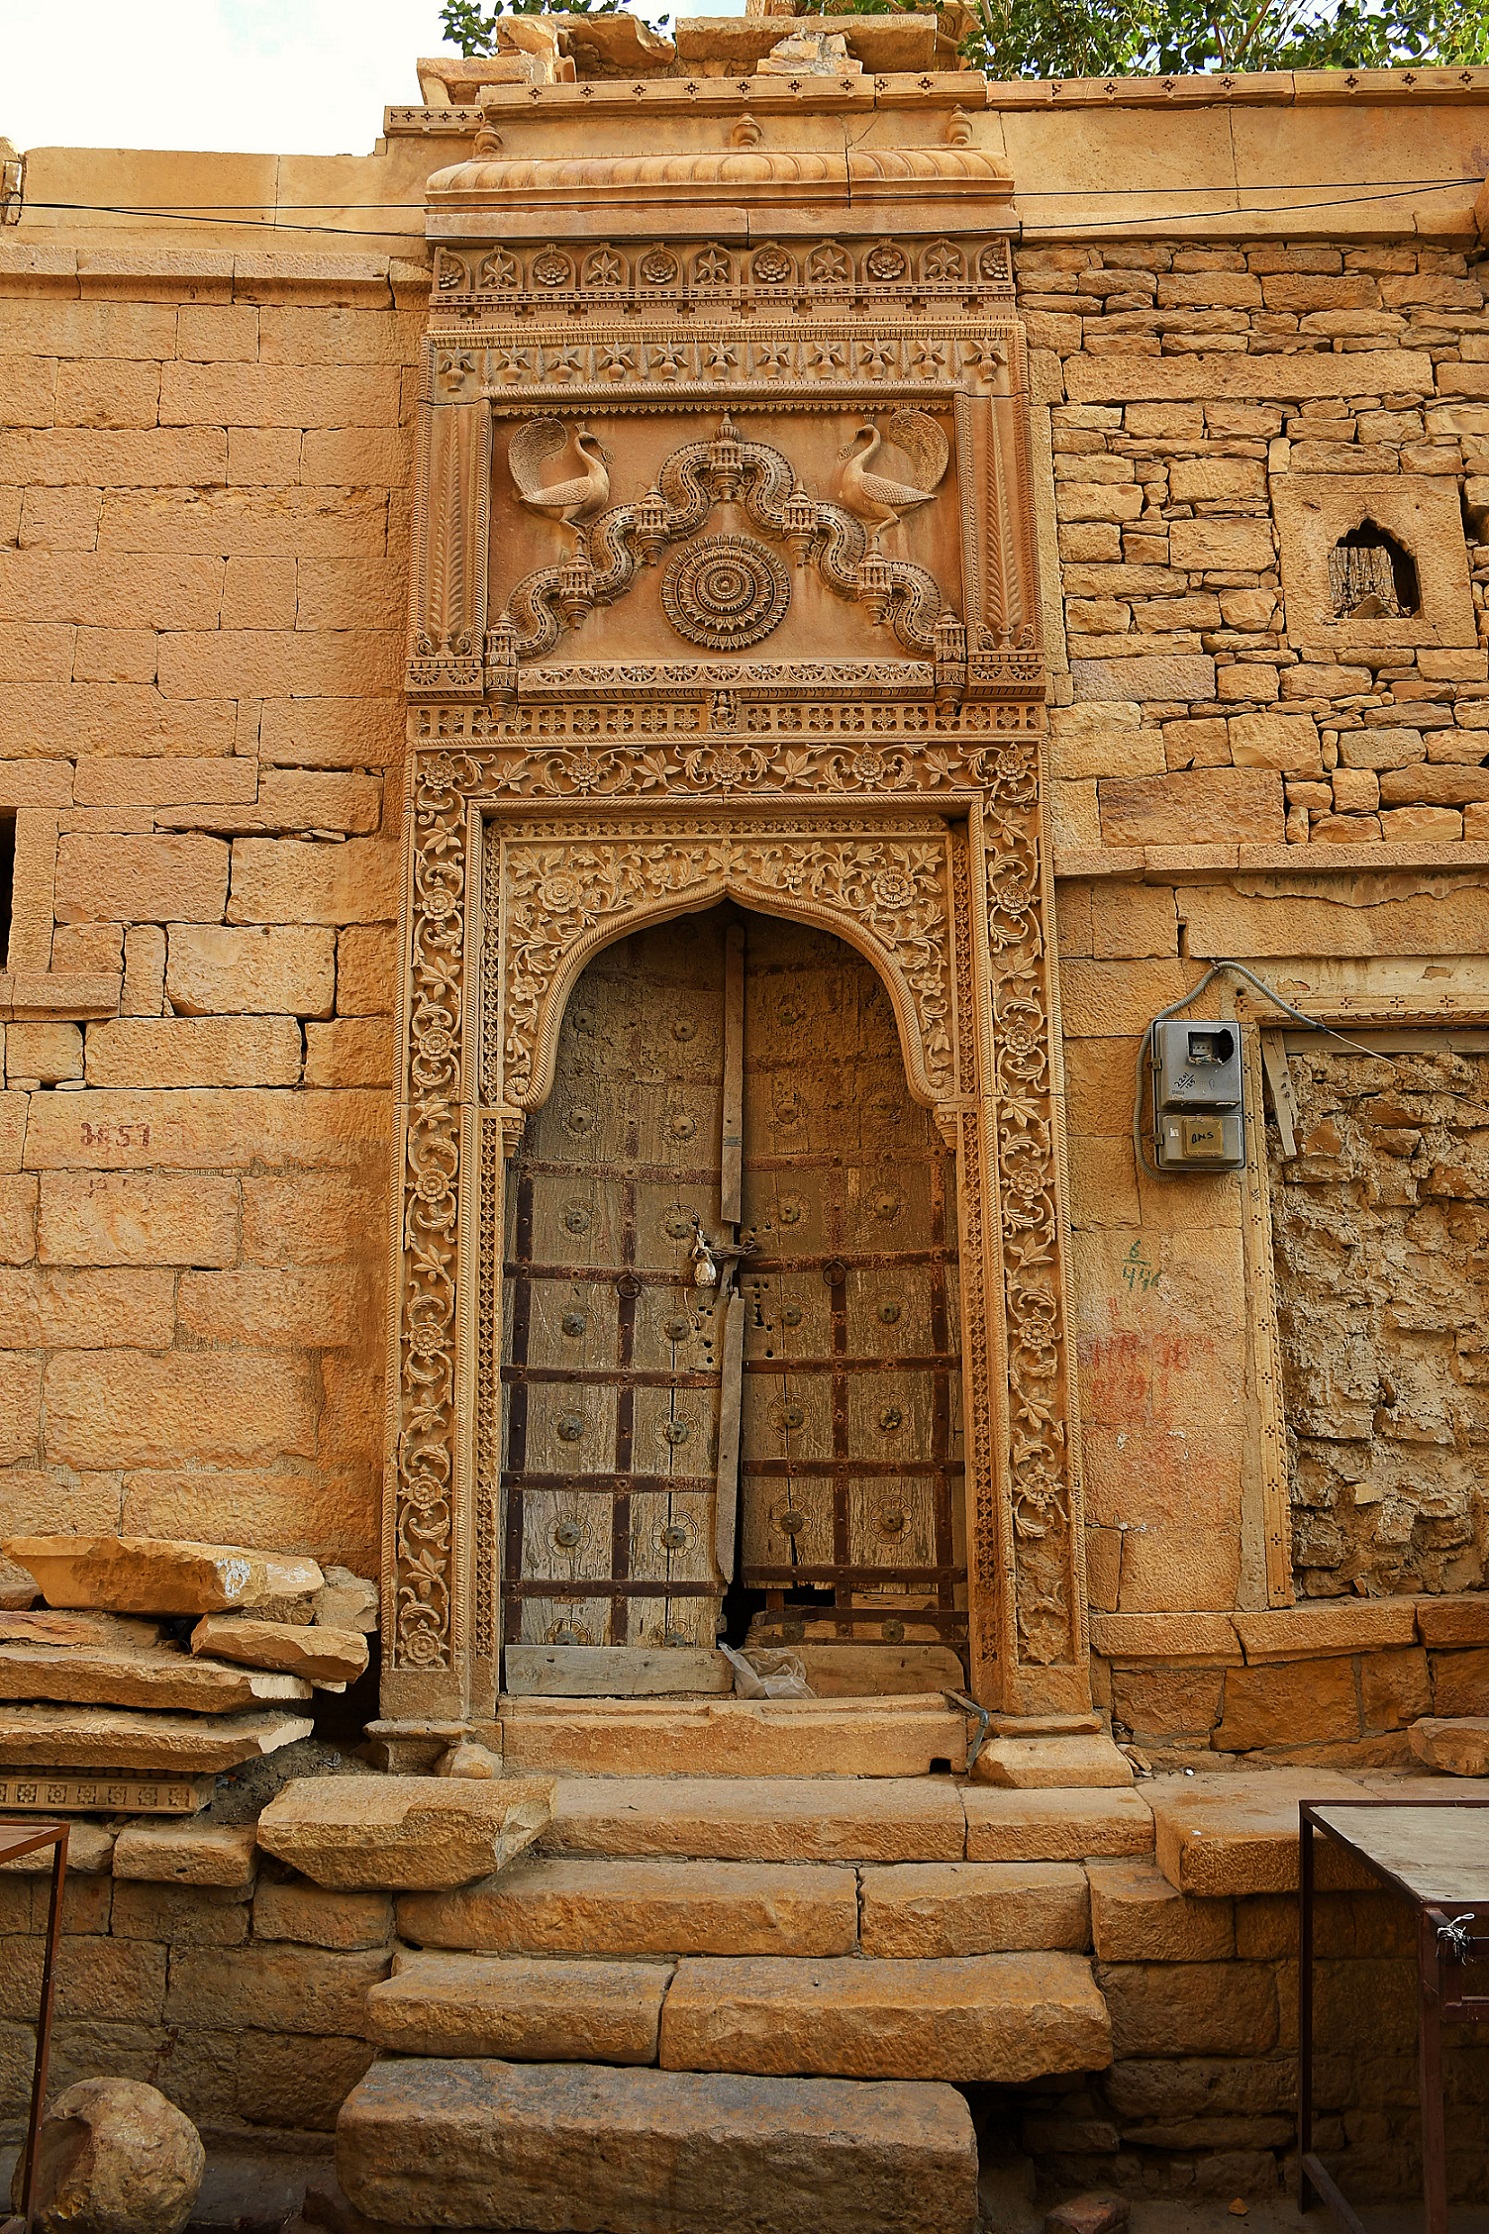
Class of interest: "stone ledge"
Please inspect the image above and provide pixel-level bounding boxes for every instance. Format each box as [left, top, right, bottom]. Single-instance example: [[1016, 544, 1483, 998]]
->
[[987, 64, 1489, 108], [0, 971, 121, 1022], [1093, 1597, 1489, 1666], [1054, 839, 1489, 881]]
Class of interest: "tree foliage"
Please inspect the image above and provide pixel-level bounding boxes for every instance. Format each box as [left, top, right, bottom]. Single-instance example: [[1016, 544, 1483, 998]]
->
[[441, 0, 1489, 77]]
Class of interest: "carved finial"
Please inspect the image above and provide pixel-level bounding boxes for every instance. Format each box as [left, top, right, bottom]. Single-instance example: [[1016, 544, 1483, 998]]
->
[[945, 107, 973, 145], [730, 111, 763, 147], [474, 91, 504, 158]]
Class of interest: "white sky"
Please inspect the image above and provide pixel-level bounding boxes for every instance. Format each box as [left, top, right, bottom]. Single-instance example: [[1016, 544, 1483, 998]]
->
[[2, 0, 744, 157]]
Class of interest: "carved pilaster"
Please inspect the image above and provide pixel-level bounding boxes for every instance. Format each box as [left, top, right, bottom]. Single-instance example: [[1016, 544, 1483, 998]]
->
[[408, 398, 491, 697]]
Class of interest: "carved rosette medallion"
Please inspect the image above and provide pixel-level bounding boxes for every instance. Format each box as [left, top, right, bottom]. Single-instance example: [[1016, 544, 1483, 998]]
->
[[661, 536, 790, 650]]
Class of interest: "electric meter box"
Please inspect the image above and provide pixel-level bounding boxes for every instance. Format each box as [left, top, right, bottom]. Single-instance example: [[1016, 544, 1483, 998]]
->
[[1152, 1020, 1245, 1171]]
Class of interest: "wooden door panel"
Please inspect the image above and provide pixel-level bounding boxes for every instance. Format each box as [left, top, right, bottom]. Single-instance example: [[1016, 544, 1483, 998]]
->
[[502, 916, 728, 1656], [847, 1478, 938, 1570]]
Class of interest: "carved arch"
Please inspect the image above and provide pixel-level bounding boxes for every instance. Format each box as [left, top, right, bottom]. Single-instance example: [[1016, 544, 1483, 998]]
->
[[485, 815, 960, 1118]]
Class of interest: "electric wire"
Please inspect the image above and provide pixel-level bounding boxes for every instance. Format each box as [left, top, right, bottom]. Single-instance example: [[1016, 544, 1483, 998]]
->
[[1131, 959, 1383, 1181]]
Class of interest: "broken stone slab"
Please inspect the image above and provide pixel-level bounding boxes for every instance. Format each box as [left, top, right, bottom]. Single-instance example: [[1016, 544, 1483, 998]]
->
[[1046, 2196, 1129, 2234], [397, 1857, 859, 1959], [0, 1610, 161, 1651], [367, 1950, 671, 2064], [1148, 1769, 1372, 1896], [0, 1643, 312, 1713], [256, 1773, 555, 1890], [3, 1535, 323, 1616], [0, 1703, 313, 1772], [547, 1775, 966, 1863], [11, 2076, 204, 2234], [190, 1616, 368, 1686], [971, 1734, 1134, 1790], [112, 1820, 259, 1888], [658, 1952, 1112, 2083], [1409, 1716, 1489, 1776], [336, 2057, 979, 2234], [313, 1567, 379, 1633]]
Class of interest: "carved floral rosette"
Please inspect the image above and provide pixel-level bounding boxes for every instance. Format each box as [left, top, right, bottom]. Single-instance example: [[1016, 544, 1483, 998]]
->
[[387, 730, 1084, 1714]]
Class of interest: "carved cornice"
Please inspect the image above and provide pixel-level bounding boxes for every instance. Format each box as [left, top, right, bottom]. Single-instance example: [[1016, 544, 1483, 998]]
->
[[426, 142, 1013, 220]]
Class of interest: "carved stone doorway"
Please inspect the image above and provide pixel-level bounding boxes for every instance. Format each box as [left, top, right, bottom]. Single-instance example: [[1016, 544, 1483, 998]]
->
[[499, 902, 967, 1690]]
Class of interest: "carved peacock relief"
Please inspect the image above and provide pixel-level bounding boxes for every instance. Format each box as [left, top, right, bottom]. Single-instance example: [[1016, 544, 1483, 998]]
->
[[507, 417, 611, 549], [837, 411, 950, 546]]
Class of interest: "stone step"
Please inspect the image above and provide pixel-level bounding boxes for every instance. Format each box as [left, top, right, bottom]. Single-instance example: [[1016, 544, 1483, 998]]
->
[[499, 1695, 968, 1778], [396, 1855, 1090, 1959], [337, 2057, 978, 2234], [367, 1948, 1112, 2085], [545, 1776, 968, 1862]]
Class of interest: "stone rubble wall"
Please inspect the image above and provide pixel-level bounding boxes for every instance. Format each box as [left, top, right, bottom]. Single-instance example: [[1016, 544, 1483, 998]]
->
[[1027, 239, 1489, 855], [1271, 1047, 1489, 1597], [0, 250, 426, 1586]]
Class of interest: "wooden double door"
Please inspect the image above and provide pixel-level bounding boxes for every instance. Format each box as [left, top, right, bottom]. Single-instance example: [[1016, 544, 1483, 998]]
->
[[501, 905, 966, 1663]]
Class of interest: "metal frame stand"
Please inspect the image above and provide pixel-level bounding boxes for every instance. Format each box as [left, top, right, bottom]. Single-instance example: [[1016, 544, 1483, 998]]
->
[[0, 1820, 69, 2234], [1299, 1796, 1489, 2234]]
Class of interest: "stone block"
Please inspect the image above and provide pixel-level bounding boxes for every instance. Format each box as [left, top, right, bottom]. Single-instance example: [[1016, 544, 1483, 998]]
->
[[304, 1018, 393, 1088], [973, 1735, 1133, 1790], [1098, 1961, 1276, 2059], [1110, 1666, 1226, 1744], [252, 1877, 393, 1949], [191, 1615, 368, 1684], [334, 926, 396, 1017], [53, 835, 229, 924], [1379, 764, 1489, 806], [84, 1017, 304, 1089], [1213, 1657, 1360, 1752], [1098, 769, 1284, 847], [1432, 1648, 1489, 1717], [1228, 712, 1321, 773], [1086, 1861, 1233, 1963], [0, 1641, 310, 1714], [547, 1777, 966, 1864], [659, 1951, 1111, 2083], [1, 1534, 323, 1615], [962, 1789, 1153, 1863], [398, 1857, 858, 1959], [1360, 1647, 1430, 1733], [858, 1862, 1089, 1957], [1167, 459, 1268, 504], [256, 1773, 554, 1890], [1090, 1613, 1240, 1662], [336, 2057, 979, 2234], [1408, 1716, 1489, 1776], [165, 1942, 390, 2037], [1234, 1603, 1418, 1663], [499, 1699, 966, 1782], [1417, 1596, 1489, 1649], [1149, 1769, 1368, 1896], [6, 1023, 82, 1084], [112, 1821, 258, 1888], [0, 1267, 175, 1351], [109, 1883, 248, 1946], [166, 925, 336, 1018], [41, 1350, 319, 1467], [368, 1951, 670, 2065], [1072, 657, 1216, 703], [36, 1173, 238, 1268], [176, 1266, 358, 1348], [1168, 519, 1275, 571], [1382, 806, 1466, 841], [227, 839, 397, 926]]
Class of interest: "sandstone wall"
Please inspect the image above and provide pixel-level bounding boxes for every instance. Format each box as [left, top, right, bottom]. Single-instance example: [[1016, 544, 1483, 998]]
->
[[0, 242, 426, 1584], [1028, 236, 1489, 857]]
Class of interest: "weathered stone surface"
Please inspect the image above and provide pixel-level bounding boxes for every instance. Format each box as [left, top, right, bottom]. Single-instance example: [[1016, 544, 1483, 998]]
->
[[499, 1698, 966, 1780], [0, 1820, 115, 1876], [0, 1643, 312, 1712], [190, 1616, 368, 1684], [367, 1951, 670, 2065], [111, 1822, 257, 1888], [1098, 1960, 1278, 2059], [962, 1789, 1153, 1863], [12, 2077, 204, 2234], [0, 1703, 313, 1770], [972, 1734, 1133, 1789], [165, 1941, 391, 2036], [166, 925, 336, 1018], [1234, 1604, 1417, 1663], [1045, 2197, 1128, 2234], [399, 1858, 858, 1958], [1432, 1647, 1489, 1717], [1408, 1716, 1489, 1776], [858, 1863, 1089, 1957], [257, 1774, 555, 1890], [3, 1536, 323, 1616], [1149, 1770, 1368, 1896], [1213, 1657, 1359, 1752], [1417, 1597, 1489, 1649], [253, 1876, 394, 1950], [658, 1953, 1112, 2083], [547, 1777, 966, 1864], [337, 2057, 979, 2234], [1086, 1860, 1234, 1962], [0, 1609, 159, 1650], [314, 1568, 379, 1633], [1097, 769, 1284, 847]]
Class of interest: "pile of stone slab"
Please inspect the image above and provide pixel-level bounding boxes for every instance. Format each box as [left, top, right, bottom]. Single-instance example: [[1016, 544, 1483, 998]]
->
[[0, 1534, 378, 1787]]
